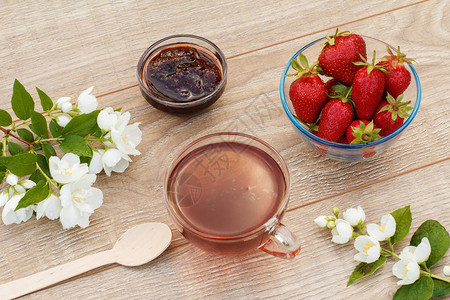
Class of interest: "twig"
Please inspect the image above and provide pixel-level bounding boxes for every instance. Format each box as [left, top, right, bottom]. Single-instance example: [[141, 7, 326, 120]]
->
[[0, 126, 35, 146]]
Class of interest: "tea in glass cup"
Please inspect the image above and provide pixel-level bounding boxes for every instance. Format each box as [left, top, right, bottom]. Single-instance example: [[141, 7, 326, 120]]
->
[[164, 132, 300, 259]]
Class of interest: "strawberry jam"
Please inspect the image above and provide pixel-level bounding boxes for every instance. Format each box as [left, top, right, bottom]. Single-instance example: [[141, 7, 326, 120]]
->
[[138, 39, 226, 113]]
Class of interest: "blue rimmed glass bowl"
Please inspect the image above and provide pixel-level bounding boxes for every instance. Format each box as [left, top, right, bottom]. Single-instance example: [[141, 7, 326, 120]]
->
[[280, 36, 421, 161]]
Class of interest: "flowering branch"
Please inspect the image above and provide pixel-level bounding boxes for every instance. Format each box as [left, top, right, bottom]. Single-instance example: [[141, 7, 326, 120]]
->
[[0, 79, 142, 229], [315, 205, 450, 299]]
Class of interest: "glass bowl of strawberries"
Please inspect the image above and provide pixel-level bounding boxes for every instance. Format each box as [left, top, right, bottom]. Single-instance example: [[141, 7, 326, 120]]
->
[[280, 30, 421, 161]]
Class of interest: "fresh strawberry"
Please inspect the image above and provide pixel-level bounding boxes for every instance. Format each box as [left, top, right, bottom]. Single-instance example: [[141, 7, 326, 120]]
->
[[352, 51, 387, 120], [318, 29, 367, 85], [373, 93, 413, 136], [346, 120, 381, 144], [288, 53, 328, 123], [317, 99, 353, 143], [377, 46, 413, 99]]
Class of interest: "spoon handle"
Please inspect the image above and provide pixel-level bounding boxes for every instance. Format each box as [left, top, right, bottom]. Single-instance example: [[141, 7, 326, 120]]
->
[[0, 249, 116, 299]]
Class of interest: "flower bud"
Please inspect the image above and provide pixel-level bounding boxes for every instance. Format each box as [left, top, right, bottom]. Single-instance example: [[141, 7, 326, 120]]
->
[[327, 220, 336, 229], [444, 266, 450, 277], [314, 216, 328, 227], [6, 173, 18, 186], [332, 206, 340, 218]]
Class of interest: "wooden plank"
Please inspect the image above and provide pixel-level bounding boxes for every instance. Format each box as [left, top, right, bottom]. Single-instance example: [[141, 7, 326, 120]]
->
[[0, 1, 423, 108], [0, 0, 448, 299], [25, 156, 450, 299], [0, 0, 447, 285]]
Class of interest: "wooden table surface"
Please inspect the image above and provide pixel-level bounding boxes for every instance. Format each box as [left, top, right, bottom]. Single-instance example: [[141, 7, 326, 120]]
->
[[0, 0, 449, 299]]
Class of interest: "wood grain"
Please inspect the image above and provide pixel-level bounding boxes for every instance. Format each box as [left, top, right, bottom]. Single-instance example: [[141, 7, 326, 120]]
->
[[0, 0, 449, 299]]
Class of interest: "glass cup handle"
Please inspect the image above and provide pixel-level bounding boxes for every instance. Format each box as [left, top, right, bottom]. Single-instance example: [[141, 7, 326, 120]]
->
[[259, 223, 301, 259]]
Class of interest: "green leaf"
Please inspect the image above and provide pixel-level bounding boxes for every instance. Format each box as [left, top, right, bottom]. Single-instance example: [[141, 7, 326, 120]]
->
[[347, 256, 386, 286], [79, 155, 93, 165], [7, 142, 24, 155], [291, 58, 302, 72], [332, 84, 350, 97], [17, 128, 34, 142], [62, 110, 100, 137], [29, 169, 46, 183], [60, 135, 93, 157], [432, 279, 450, 298], [41, 142, 56, 161], [0, 172, 5, 183], [390, 205, 412, 244], [11, 79, 34, 120], [36, 154, 50, 177], [49, 119, 63, 138], [0, 109, 12, 126], [0, 152, 37, 176], [393, 276, 434, 300], [15, 181, 49, 210], [30, 111, 48, 138], [411, 220, 450, 268], [298, 53, 309, 68], [36, 87, 53, 111]]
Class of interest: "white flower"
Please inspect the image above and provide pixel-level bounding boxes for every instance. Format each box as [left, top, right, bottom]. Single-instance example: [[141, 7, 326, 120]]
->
[[444, 266, 450, 276], [77, 86, 98, 114], [343, 206, 365, 226], [314, 216, 328, 228], [331, 219, 353, 244], [101, 149, 130, 176], [49, 153, 89, 184], [2, 194, 34, 225], [354, 235, 381, 263], [399, 237, 431, 263], [59, 174, 103, 229], [97, 107, 121, 131], [56, 97, 72, 112], [0, 190, 9, 207], [56, 116, 70, 127], [367, 214, 396, 241], [89, 150, 104, 174], [36, 194, 61, 220], [20, 180, 36, 189], [6, 173, 18, 186], [110, 112, 142, 156], [392, 258, 420, 285]]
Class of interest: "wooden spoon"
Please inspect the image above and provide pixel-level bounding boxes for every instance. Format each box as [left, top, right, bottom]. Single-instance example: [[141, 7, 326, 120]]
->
[[0, 222, 172, 299]]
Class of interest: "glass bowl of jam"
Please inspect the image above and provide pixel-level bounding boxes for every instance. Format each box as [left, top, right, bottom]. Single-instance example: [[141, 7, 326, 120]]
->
[[137, 34, 227, 113]]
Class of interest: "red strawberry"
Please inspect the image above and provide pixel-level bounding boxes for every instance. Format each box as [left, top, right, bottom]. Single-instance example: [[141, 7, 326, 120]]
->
[[373, 93, 413, 136], [317, 99, 353, 142], [352, 51, 387, 120], [318, 30, 367, 85], [288, 53, 328, 123], [346, 120, 381, 144], [377, 46, 413, 99]]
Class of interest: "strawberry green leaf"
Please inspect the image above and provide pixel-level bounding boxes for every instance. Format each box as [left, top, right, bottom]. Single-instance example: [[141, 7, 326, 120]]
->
[[298, 53, 309, 69], [291, 58, 302, 72]]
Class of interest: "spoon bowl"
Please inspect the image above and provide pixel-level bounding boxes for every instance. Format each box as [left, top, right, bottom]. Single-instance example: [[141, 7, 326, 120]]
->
[[113, 222, 172, 266]]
